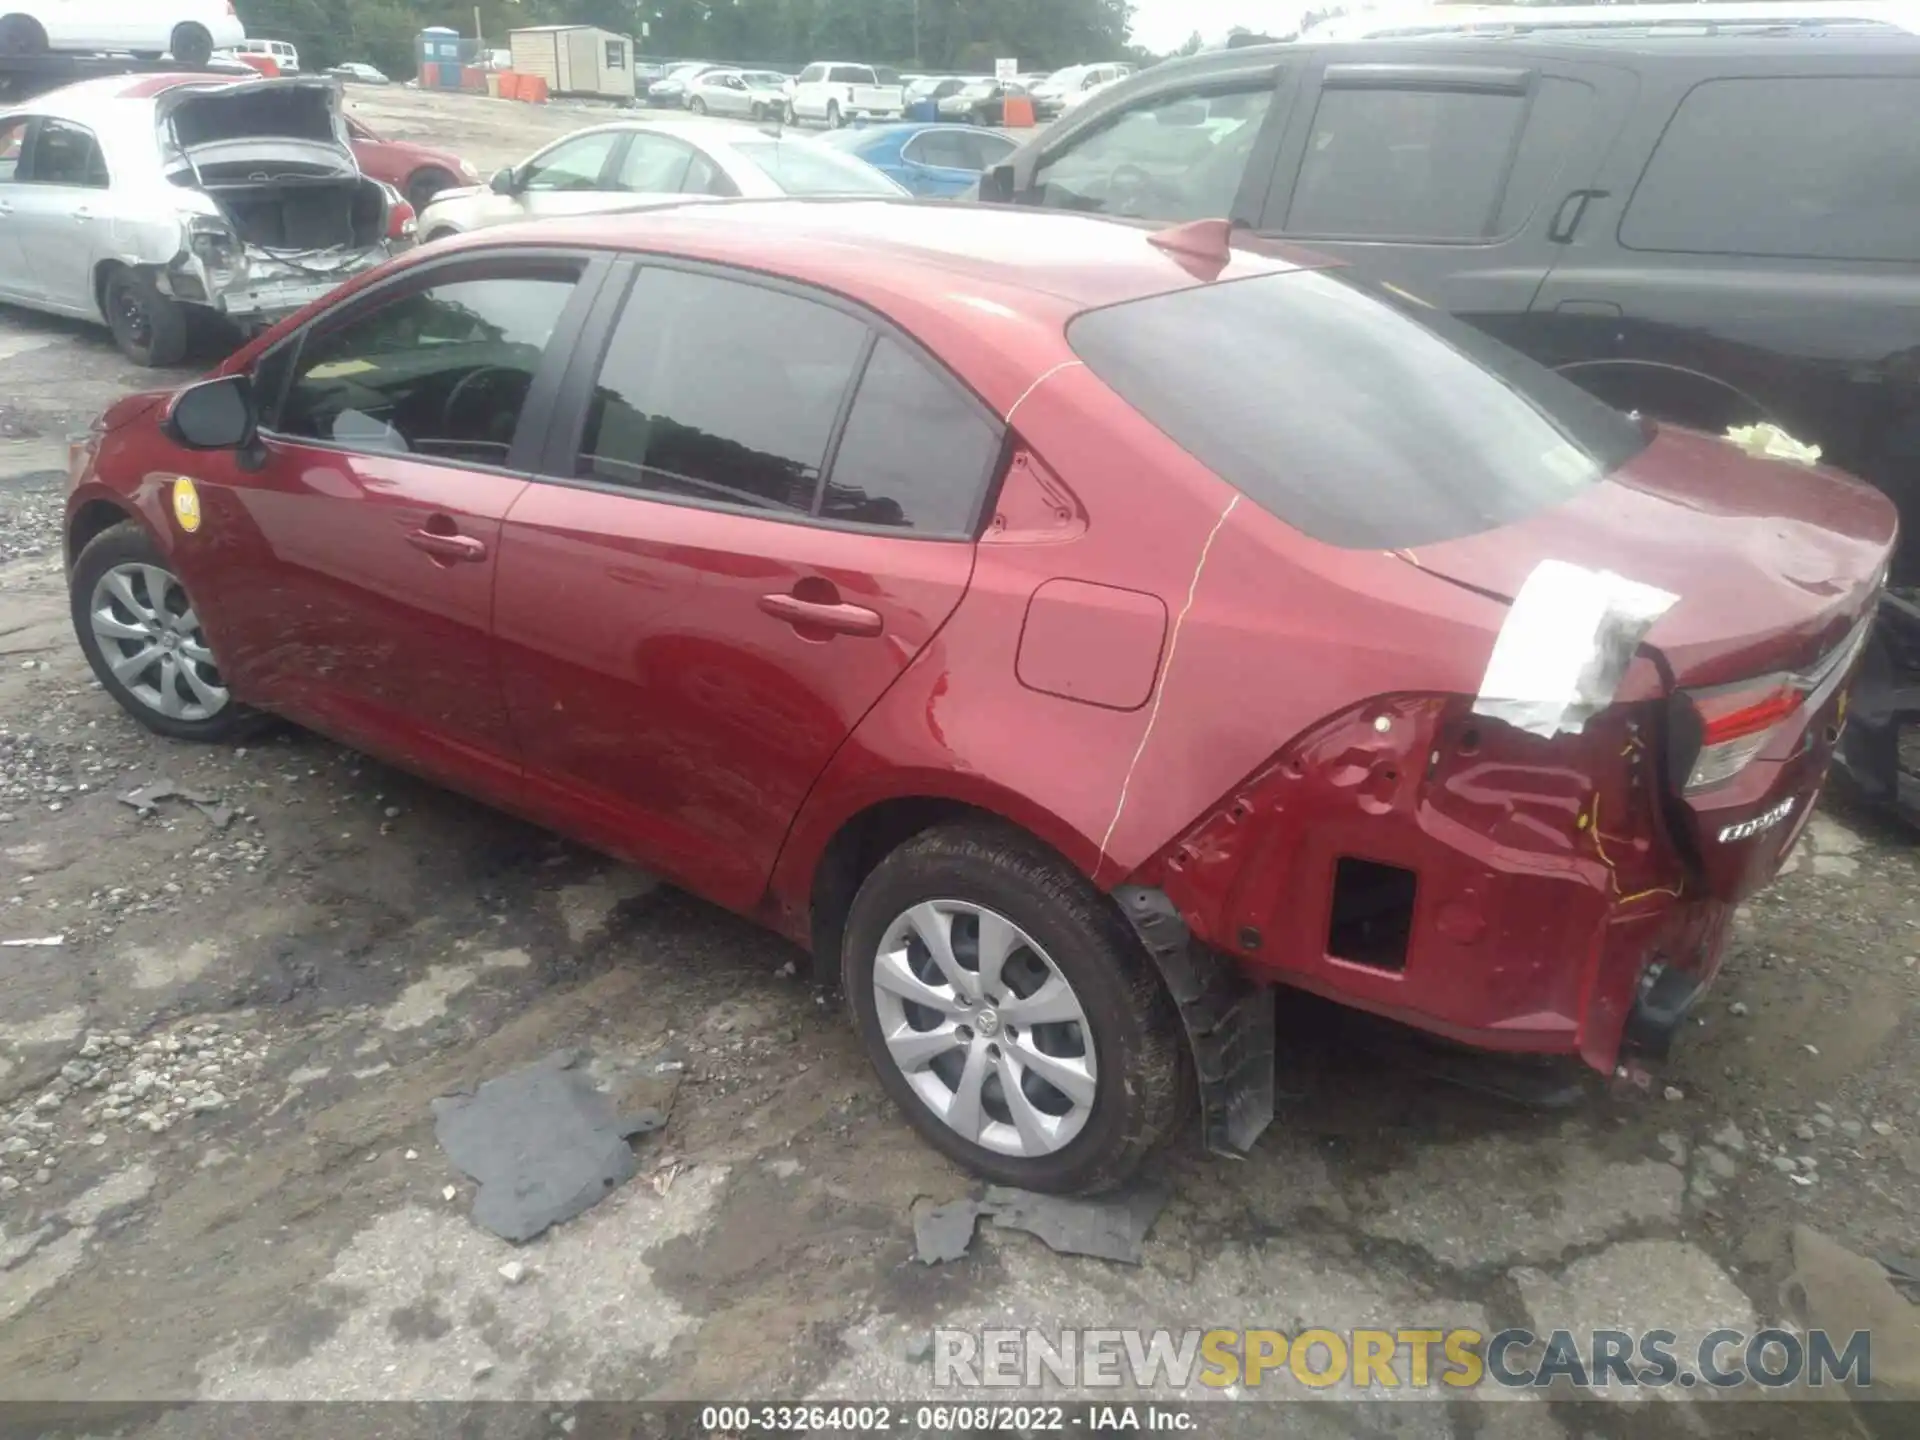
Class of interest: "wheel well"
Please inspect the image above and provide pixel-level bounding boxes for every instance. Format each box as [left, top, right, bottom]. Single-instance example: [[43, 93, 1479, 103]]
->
[[93, 260, 126, 321], [807, 796, 1001, 974], [67, 499, 134, 568]]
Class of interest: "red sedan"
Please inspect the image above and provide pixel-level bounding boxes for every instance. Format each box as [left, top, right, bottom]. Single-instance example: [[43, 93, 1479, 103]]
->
[[344, 114, 479, 213], [62, 202, 1895, 1193]]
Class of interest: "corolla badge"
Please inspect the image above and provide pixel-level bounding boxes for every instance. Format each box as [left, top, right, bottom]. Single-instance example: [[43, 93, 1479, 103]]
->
[[1718, 796, 1796, 844]]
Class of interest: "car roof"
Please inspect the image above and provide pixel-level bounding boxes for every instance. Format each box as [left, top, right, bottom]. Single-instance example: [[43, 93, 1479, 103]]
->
[[450, 200, 1316, 316]]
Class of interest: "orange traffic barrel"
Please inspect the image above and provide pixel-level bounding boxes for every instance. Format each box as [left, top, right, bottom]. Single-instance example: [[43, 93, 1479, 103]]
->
[[1003, 95, 1036, 127]]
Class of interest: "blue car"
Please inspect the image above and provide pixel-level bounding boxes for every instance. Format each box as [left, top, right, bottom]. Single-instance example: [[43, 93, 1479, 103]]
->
[[813, 123, 1019, 198]]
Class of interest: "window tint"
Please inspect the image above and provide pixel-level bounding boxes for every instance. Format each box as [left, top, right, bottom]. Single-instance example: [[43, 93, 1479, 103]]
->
[[831, 66, 873, 85], [522, 132, 618, 191], [875, 67, 902, 86], [823, 338, 1000, 532], [1031, 85, 1275, 221], [1621, 77, 1920, 263], [967, 132, 1018, 168], [1494, 77, 1594, 235], [1286, 87, 1523, 240], [730, 138, 900, 195], [799, 64, 826, 83], [27, 120, 107, 187], [1069, 271, 1649, 549], [616, 133, 695, 192], [577, 269, 868, 514], [274, 272, 576, 467], [0, 118, 26, 182]]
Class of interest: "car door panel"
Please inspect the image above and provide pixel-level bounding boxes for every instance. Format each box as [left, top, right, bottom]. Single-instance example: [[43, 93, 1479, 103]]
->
[[0, 118, 30, 297], [11, 118, 108, 313], [492, 259, 990, 910], [494, 490, 973, 909], [185, 257, 603, 802], [1258, 52, 1636, 327]]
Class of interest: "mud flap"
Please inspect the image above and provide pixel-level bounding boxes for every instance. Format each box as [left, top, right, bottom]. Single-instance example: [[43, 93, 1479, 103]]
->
[[1837, 591, 1920, 827], [1113, 885, 1274, 1156]]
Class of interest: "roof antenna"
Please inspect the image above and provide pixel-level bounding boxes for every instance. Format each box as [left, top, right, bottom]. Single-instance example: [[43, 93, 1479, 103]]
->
[[1147, 217, 1236, 264]]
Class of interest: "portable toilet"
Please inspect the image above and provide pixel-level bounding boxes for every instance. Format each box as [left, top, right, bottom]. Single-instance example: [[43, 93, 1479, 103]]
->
[[417, 27, 463, 87]]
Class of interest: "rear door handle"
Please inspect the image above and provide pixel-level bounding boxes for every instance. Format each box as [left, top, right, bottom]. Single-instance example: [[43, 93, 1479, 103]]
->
[[1547, 189, 1606, 244], [406, 529, 488, 563], [758, 593, 883, 637]]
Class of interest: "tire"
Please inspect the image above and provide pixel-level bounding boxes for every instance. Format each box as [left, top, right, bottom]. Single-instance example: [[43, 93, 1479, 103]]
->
[[784, 102, 798, 125], [688, 96, 706, 115], [71, 522, 256, 744], [170, 22, 213, 67], [405, 167, 456, 212], [841, 822, 1191, 1194], [424, 227, 460, 244], [103, 267, 190, 368], [826, 100, 842, 129], [749, 102, 765, 121], [0, 14, 47, 55]]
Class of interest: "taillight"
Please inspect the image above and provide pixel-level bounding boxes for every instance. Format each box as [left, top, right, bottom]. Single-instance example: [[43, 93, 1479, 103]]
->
[[1681, 674, 1810, 791]]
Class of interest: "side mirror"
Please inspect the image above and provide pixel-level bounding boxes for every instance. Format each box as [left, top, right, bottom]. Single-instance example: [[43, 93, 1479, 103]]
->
[[981, 162, 1015, 203], [163, 374, 256, 452], [488, 167, 517, 195]]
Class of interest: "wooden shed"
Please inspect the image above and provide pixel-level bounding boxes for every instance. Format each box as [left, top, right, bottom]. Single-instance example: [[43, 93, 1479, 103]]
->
[[507, 26, 636, 100]]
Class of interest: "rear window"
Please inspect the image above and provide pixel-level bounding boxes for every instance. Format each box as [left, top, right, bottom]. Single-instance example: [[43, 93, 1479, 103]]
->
[[730, 139, 901, 195], [1621, 77, 1920, 263], [1068, 271, 1650, 549]]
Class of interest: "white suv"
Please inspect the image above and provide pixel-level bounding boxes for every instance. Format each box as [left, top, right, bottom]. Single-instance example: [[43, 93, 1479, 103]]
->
[[787, 62, 906, 127], [233, 36, 300, 71]]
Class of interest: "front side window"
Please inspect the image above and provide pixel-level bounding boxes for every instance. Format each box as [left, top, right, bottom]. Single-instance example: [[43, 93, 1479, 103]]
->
[[1069, 270, 1649, 549], [273, 271, 578, 467], [577, 269, 869, 514], [1031, 84, 1275, 221], [27, 119, 108, 187], [521, 132, 618, 191], [1286, 86, 1524, 240], [1621, 77, 1920, 263], [905, 129, 977, 170]]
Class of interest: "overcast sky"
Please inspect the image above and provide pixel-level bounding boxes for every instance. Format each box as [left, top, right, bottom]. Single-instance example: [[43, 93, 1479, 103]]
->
[[1128, 0, 1315, 52]]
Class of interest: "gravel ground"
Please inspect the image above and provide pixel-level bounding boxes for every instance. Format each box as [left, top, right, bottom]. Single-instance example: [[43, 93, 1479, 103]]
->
[[0, 87, 1915, 1437]]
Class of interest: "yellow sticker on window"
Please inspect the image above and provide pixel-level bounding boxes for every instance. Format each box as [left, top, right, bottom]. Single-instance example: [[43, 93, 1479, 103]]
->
[[305, 359, 378, 380], [172, 476, 202, 534]]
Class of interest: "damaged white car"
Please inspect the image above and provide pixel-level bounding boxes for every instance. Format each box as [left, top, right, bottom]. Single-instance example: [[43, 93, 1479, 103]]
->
[[0, 73, 403, 365]]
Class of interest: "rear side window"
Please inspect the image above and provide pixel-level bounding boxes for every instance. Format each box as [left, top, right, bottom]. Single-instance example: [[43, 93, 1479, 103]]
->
[[0, 118, 26, 182], [822, 338, 1002, 532], [1621, 77, 1920, 262], [1031, 84, 1277, 221], [1286, 86, 1524, 240], [27, 119, 108, 187], [578, 269, 869, 513], [1068, 271, 1650, 549]]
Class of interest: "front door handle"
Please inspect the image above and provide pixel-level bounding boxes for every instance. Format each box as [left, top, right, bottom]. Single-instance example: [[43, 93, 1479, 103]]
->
[[406, 528, 488, 563], [758, 592, 883, 637], [72, 208, 93, 223]]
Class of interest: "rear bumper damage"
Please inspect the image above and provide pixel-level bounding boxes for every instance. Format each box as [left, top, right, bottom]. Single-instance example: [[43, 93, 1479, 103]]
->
[[161, 241, 393, 327], [1836, 592, 1920, 827]]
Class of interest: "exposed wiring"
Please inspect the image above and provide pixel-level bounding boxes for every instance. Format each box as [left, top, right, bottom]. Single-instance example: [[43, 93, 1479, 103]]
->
[[1586, 792, 1683, 905], [1095, 493, 1242, 884]]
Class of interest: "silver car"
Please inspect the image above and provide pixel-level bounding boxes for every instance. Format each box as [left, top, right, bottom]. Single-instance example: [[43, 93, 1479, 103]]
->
[[417, 118, 907, 241], [683, 68, 790, 120], [0, 73, 400, 366]]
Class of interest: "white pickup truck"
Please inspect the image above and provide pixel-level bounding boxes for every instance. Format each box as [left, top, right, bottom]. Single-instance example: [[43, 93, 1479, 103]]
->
[[787, 61, 906, 127]]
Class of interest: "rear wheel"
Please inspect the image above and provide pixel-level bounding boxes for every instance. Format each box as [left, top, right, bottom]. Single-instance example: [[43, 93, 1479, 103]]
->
[[784, 101, 798, 125], [841, 823, 1191, 1194], [0, 14, 47, 54], [405, 167, 456, 212], [688, 96, 707, 115], [826, 100, 842, 129], [71, 523, 254, 743], [103, 268, 190, 369]]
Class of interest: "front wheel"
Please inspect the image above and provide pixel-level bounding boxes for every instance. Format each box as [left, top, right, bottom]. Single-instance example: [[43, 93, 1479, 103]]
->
[[71, 522, 255, 743], [169, 21, 214, 67], [406, 167, 456, 212], [784, 101, 798, 125], [842, 823, 1191, 1194], [0, 14, 48, 55], [688, 96, 706, 115]]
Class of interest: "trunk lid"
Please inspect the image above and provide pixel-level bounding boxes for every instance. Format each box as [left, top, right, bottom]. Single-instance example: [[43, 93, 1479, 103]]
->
[[1402, 424, 1896, 688], [159, 77, 358, 178], [1406, 423, 1896, 903]]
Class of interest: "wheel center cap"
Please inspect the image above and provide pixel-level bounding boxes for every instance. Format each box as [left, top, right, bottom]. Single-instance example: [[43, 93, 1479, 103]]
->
[[975, 1008, 1000, 1038], [160, 632, 180, 650]]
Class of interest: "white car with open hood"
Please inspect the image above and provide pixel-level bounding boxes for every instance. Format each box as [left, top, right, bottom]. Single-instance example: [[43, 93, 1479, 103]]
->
[[0, 2, 246, 67], [0, 73, 403, 365]]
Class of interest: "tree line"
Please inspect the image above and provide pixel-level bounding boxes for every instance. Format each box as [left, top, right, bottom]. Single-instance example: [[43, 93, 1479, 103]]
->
[[235, 0, 1140, 82]]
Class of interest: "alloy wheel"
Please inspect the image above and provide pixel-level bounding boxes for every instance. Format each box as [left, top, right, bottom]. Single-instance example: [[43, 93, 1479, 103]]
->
[[89, 562, 228, 722], [870, 899, 1097, 1158]]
